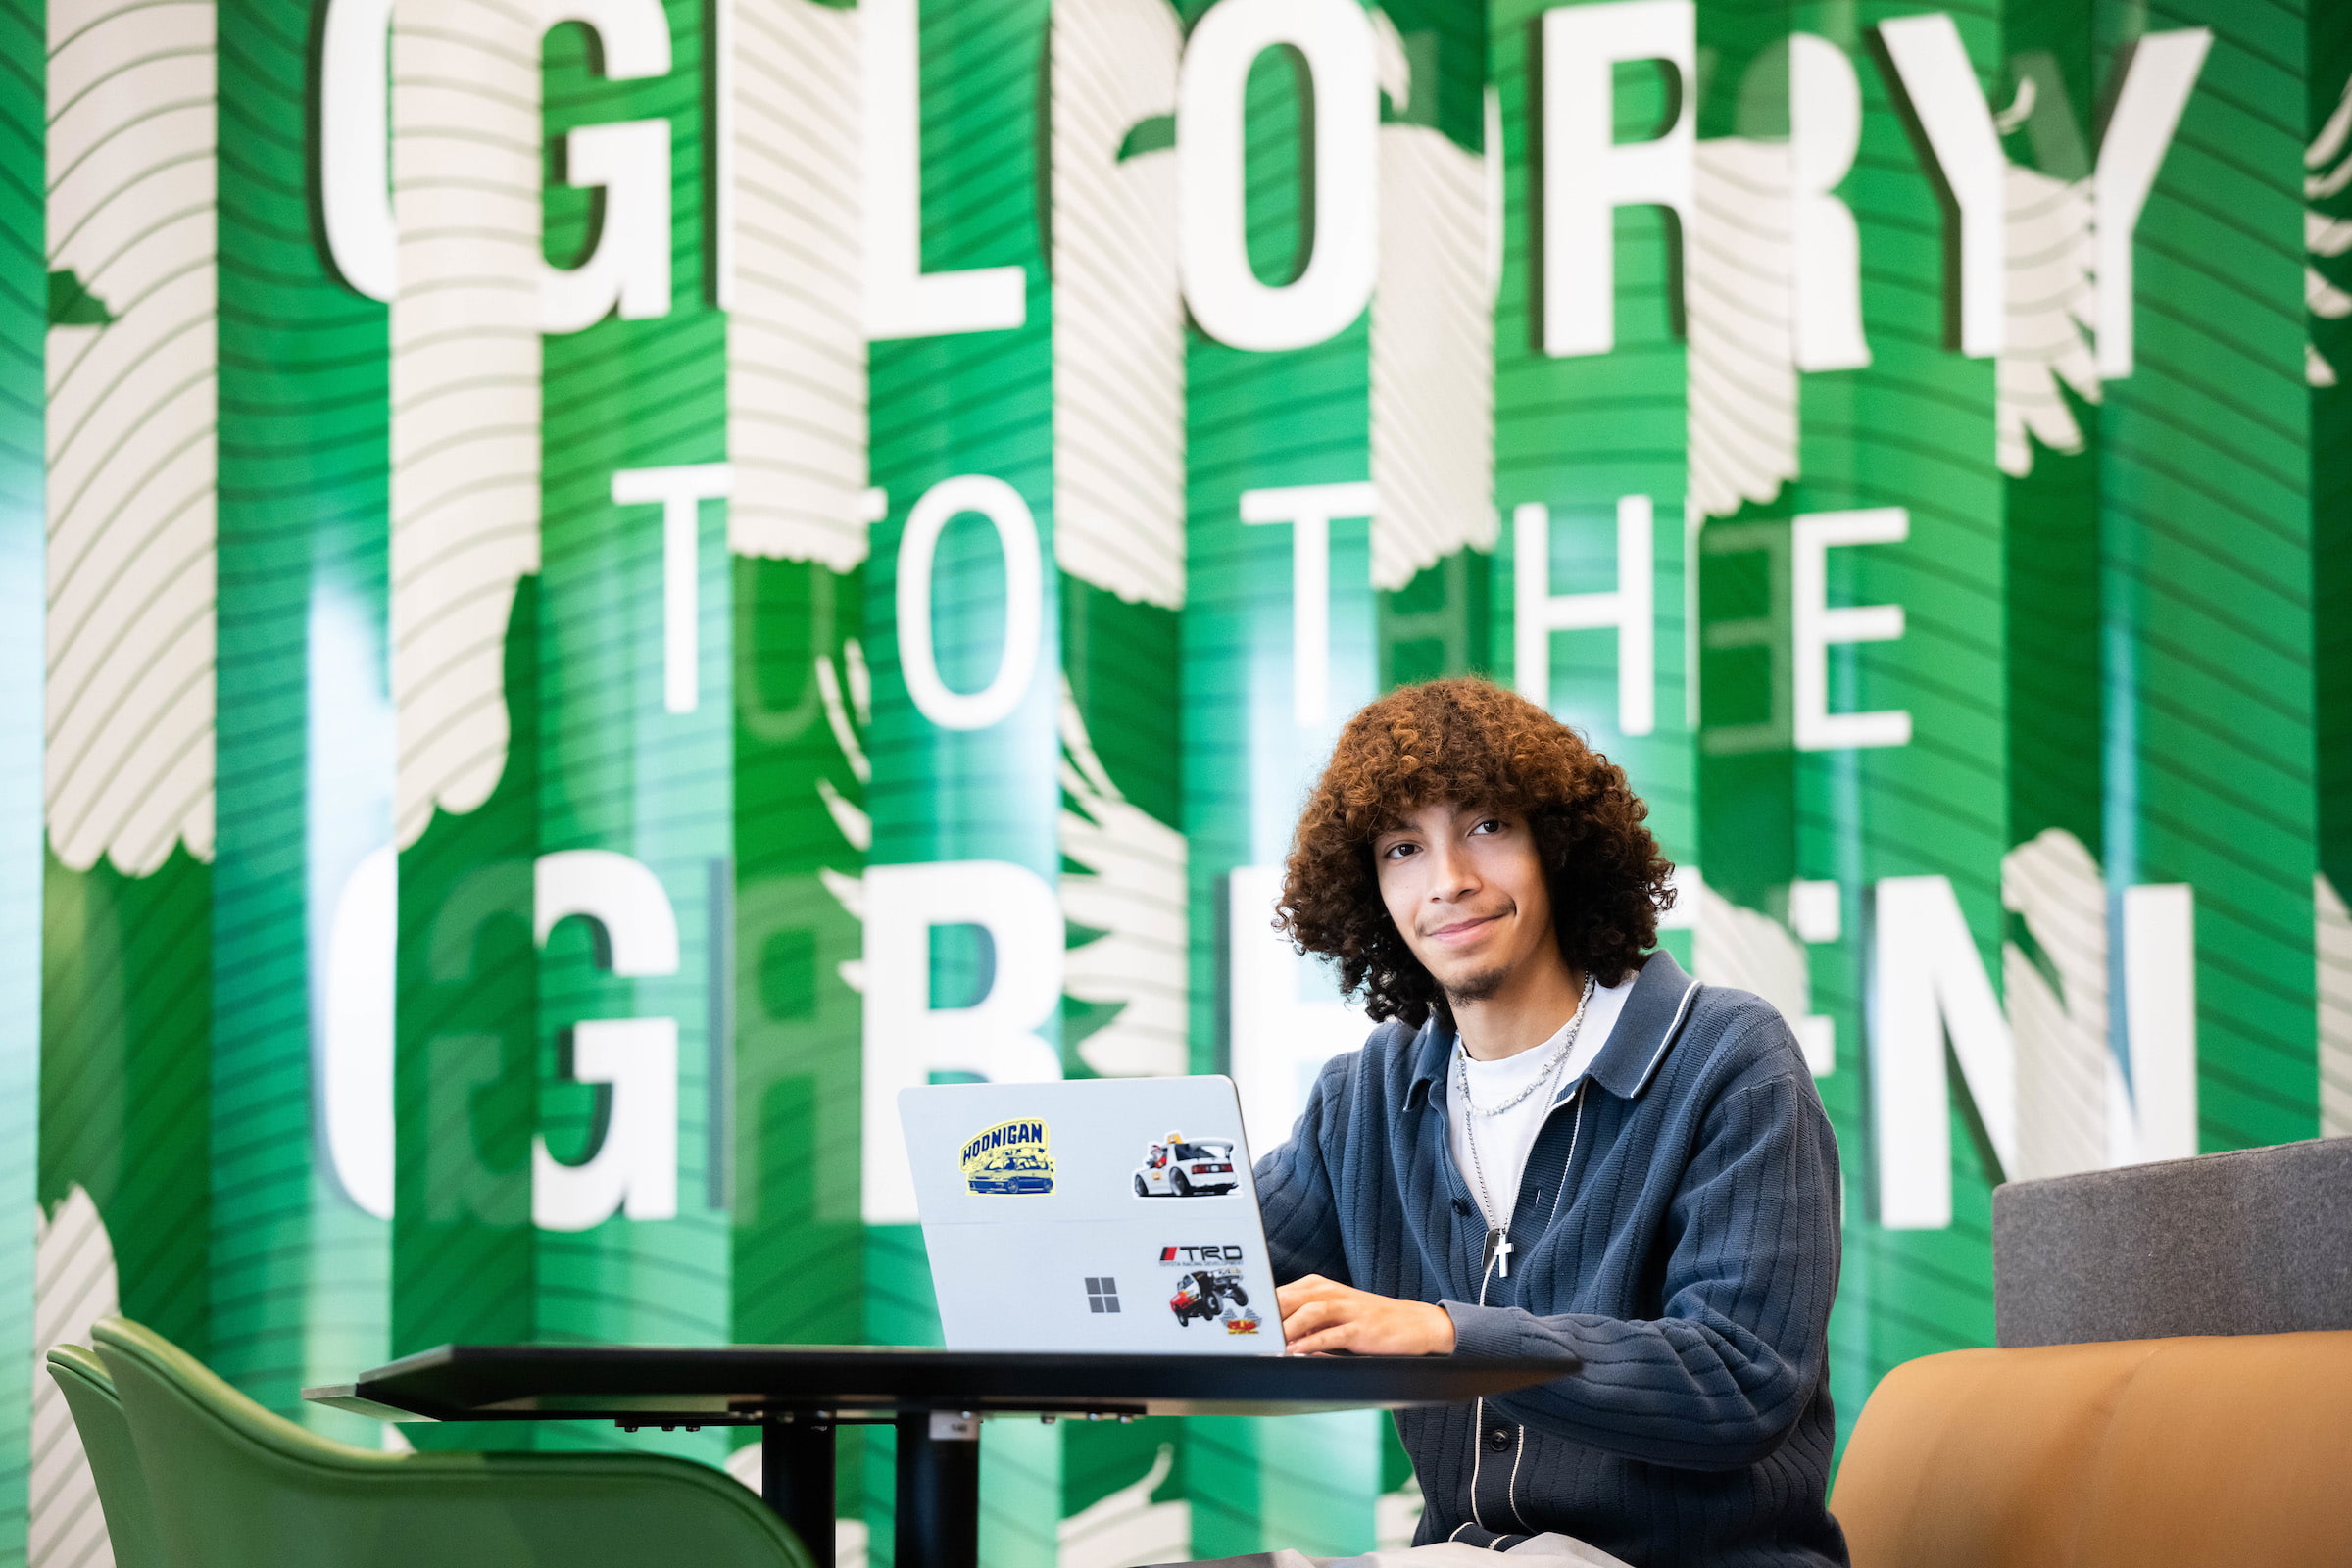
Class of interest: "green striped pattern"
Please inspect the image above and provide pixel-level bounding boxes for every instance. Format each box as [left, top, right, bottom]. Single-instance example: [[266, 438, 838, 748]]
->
[[394, 585, 538, 1448], [732, 553, 865, 1528], [2101, 0, 2315, 1153], [1493, 0, 1695, 860], [534, 0, 731, 1430], [0, 0, 41, 1552], [1793, 0, 2009, 1437], [41, 850, 212, 1357], [211, 0, 393, 1433], [860, 0, 1062, 1555], [2313, 12, 2352, 1135]]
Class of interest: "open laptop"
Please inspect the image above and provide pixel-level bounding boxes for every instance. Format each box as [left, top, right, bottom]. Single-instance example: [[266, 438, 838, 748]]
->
[[899, 1076, 1285, 1354]]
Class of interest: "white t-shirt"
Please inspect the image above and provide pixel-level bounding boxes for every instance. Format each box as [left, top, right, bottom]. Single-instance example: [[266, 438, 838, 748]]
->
[[1446, 974, 1635, 1237]]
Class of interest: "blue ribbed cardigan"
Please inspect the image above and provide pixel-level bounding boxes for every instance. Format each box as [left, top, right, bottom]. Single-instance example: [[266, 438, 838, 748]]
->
[[1254, 951, 1848, 1568]]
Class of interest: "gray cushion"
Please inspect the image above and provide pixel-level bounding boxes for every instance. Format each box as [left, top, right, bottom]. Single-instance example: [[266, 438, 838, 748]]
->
[[1992, 1136, 2352, 1347]]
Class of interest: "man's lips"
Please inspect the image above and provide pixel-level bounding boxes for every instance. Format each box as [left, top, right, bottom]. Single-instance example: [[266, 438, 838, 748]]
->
[[1421, 912, 1503, 945]]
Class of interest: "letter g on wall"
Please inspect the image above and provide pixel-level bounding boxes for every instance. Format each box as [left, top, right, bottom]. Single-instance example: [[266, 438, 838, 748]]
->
[[315, 848, 685, 1230], [318, 0, 677, 327], [532, 851, 684, 1230]]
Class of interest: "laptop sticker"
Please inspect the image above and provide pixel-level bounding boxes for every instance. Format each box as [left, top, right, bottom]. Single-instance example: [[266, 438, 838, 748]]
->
[[1131, 1130, 1242, 1198], [962, 1119, 1055, 1195], [1160, 1243, 1261, 1333], [1167, 1268, 1259, 1333]]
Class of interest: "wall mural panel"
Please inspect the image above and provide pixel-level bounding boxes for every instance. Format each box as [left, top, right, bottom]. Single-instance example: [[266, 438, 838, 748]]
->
[[2, 0, 44, 1551], [3, 0, 2346, 1564]]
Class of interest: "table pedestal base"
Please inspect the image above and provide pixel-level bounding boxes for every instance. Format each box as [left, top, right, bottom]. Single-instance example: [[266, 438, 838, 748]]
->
[[895, 1411, 981, 1568], [761, 1416, 838, 1568]]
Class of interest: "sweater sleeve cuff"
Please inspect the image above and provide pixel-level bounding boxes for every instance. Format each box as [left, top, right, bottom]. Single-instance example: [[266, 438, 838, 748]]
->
[[1441, 1300, 1523, 1359]]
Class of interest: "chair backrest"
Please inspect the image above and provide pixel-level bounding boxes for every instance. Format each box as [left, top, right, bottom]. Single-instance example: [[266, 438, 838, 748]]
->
[[1993, 1135, 2352, 1346], [93, 1317, 812, 1568], [1831, 1330, 2352, 1568], [44, 1344, 170, 1568]]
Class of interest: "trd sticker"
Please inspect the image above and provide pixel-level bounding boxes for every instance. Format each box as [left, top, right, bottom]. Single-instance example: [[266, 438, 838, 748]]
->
[[961, 1119, 1054, 1195], [1168, 1267, 1261, 1335], [1158, 1244, 1245, 1265], [1132, 1130, 1242, 1198]]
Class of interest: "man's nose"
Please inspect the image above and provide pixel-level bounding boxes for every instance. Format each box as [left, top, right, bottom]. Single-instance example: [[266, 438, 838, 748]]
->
[[1423, 841, 1479, 900]]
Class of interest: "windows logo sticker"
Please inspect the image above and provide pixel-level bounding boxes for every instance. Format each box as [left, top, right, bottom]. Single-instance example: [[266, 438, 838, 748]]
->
[[1084, 1277, 1121, 1313]]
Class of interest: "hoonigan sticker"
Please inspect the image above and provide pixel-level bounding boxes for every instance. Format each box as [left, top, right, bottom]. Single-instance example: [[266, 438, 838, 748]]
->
[[961, 1119, 1054, 1195]]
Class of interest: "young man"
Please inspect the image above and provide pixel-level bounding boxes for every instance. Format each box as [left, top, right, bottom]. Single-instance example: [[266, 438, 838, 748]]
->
[[1256, 678, 1846, 1568]]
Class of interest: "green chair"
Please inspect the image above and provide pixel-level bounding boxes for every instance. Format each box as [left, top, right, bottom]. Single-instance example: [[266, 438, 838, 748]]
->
[[91, 1317, 813, 1568], [44, 1344, 170, 1568]]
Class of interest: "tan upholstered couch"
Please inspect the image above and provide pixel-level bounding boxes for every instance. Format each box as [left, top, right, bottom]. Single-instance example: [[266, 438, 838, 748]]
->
[[1829, 1329, 2352, 1566]]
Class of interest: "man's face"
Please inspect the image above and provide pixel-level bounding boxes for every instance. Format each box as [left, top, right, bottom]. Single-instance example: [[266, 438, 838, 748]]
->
[[1371, 801, 1556, 1004]]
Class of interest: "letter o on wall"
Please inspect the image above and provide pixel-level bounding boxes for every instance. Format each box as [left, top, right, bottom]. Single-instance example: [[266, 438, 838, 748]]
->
[[1177, 0, 1379, 352], [897, 475, 1043, 730]]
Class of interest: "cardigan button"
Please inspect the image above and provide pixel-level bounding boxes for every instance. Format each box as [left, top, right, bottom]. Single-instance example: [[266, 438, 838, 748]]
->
[[1485, 1424, 1511, 1452], [1451, 1199, 1472, 1217]]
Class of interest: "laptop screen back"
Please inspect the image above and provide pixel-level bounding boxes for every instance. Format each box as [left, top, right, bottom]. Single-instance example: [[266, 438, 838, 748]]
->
[[899, 1076, 1284, 1353]]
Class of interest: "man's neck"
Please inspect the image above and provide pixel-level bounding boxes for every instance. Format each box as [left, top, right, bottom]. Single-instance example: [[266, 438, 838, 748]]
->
[[1451, 947, 1587, 1062]]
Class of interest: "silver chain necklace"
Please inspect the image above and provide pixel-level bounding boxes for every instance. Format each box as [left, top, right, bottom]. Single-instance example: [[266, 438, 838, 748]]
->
[[1457, 972, 1595, 1279]]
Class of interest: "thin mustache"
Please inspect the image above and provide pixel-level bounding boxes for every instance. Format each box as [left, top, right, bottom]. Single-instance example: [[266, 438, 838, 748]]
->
[[1420, 907, 1508, 938]]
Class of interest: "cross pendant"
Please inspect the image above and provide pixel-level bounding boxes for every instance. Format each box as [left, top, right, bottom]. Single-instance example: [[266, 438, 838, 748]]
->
[[1486, 1228, 1514, 1278]]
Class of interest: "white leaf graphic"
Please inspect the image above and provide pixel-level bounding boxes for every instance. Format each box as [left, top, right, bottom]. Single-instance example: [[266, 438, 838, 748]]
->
[[30, 1187, 122, 1568], [389, 0, 543, 846], [44, 0, 217, 875], [727, 0, 872, 569], [1051, 0, 1186, 609]]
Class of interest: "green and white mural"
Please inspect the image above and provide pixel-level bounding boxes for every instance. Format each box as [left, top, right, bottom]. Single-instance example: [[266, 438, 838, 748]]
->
[[3, 0, 2345, 1562]]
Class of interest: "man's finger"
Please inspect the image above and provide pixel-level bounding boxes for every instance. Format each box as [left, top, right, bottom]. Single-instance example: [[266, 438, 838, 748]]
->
[[1275, 1275, 1339, 1310], [1279, 1298, 1337, 1337], [1277, 1287, 1346, 1323], [1285, 1317, 1354, 1356]]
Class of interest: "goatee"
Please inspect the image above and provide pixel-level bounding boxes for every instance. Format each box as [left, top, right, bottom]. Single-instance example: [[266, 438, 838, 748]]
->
[[1443, 965, 1511, 1006]]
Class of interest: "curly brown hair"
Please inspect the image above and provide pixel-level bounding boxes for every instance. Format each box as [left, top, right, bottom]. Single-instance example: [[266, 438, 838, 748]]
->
[[1275, 677, 1675, 1029]]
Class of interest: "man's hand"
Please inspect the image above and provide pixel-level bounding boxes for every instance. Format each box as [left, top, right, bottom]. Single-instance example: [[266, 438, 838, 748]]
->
[[1277, 1275, 1457, 1355]]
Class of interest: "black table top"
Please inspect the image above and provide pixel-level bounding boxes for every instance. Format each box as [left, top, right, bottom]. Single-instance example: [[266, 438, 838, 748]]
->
[[304, 1343, 1572, 1424]]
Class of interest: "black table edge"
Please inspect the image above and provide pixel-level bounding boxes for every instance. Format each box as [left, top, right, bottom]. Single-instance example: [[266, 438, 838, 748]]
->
[[303, 1385, 433, 1423], [301, 1345, 1575, 1427]]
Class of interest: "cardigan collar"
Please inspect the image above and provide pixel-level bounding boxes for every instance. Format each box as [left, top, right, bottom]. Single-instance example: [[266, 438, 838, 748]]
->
[[1406, 949, 1702, 1106]]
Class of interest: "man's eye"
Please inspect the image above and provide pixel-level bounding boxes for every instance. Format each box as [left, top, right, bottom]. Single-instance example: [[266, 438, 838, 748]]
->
[[1471, 819, 1501, 835], [1382, 842, 1415, 859]]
